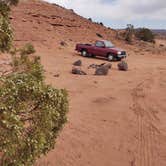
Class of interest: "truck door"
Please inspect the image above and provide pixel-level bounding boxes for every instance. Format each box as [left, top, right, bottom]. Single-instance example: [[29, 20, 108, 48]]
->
[[94, 41, 105, 56]]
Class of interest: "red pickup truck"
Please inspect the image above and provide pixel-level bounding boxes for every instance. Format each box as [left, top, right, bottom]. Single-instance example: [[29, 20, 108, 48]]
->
[[75, 40, 127, 61]]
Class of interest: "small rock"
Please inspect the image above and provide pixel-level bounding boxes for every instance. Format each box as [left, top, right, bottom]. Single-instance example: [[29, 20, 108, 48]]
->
[[118, 61, 128, 71], [32, 14, 40, 18], [22, 19, 27, 22], [53, 74, 60, 77], [88, 63, 105, 69], [60, 41, 67, 46], [159, 44, 164, 47], [95, 63, 112, 75], [73, 60, 82, 66], [96, 33, 103, 38], [72, 67, 87, 75]]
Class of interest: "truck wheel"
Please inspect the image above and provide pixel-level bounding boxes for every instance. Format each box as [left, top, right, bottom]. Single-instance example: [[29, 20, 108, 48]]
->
[[91, 54, 96, 58], [81, 50, 88, 57], [116, 57, 121, 61], [108, 54, 114, 61]]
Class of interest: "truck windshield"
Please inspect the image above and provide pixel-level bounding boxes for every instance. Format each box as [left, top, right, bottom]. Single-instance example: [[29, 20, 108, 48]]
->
[[104, 41, 114, 48]]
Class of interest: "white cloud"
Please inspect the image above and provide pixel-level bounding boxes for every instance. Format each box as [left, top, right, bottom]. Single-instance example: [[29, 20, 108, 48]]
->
[[44, 0, 166, 28]]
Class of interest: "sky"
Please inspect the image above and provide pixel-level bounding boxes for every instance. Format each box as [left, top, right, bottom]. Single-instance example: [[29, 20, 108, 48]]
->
[[44, 0, 166, 29]]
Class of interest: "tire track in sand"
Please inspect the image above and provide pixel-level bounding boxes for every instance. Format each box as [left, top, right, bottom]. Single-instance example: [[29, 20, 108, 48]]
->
[[132, 77, 160, 166]]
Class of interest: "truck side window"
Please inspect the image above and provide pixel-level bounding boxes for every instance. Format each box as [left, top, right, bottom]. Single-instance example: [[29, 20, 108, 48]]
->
[[95, 41, 105, 47]]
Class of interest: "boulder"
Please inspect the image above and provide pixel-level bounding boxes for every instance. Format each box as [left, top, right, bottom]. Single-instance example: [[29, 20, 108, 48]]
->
[[118, 61, 128, 71], [95, 63, 112, 75], [72, 67, 87, 75], [104, 63, 112, 69], [73, 60, 82, 66]]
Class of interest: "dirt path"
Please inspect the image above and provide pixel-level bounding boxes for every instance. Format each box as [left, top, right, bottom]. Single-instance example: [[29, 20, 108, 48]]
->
[[36, 49, 166, 166]]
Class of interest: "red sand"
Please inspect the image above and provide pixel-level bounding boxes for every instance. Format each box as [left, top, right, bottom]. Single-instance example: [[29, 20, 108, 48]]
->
[[1, 0, 166, 165]]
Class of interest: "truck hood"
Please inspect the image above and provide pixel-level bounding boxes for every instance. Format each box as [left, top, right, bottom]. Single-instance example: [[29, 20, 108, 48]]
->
[[108, 47, 123, 52]]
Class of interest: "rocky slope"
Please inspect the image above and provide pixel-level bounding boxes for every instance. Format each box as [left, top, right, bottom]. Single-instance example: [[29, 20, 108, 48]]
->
[[11, 0, 117, 49]]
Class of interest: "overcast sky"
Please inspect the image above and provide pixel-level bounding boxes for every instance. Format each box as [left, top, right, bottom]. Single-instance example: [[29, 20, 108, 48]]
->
[[44, 0, 166, 29]]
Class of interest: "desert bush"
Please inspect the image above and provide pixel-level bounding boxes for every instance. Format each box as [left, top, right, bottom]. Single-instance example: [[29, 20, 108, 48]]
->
[[88, 18, 92, 22], [0, 0, 19, 53], [125, 24, 134, 44], [99, 22, 104, 26], [135, 28, 155, 42], [9, 47, 17, 56], [20, 43, 36, 56], [0, 2, 12, 52], [0, 2, 69, 165], [0, 54, 68, 166], [1, 0, 19, 6]]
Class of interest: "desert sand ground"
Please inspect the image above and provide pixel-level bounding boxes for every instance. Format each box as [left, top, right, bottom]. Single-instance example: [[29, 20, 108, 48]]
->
[[33, 46, 166, 166], [1, 0, 166, 165]]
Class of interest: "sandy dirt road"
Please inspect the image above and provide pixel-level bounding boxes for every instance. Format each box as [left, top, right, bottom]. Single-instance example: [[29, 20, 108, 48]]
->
[[36, 48, 166, 166]]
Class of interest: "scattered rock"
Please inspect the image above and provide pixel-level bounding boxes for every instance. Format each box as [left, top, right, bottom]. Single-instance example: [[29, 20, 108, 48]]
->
[[9, 16, 14, 20], [159, 44, 164, 47], [95, 63, 112, 76], [73, 60, 82, 66], [60, 41, 67, 46], [32, 14, 40, 18], [51, 23, 63, 27], [96, 33, 103, 38], [53, 74, 60, 77], [22, 19, 27, 22], [88, 63, 105, 69], [72, 67, 87, 75], [118, 61, 128, 71]]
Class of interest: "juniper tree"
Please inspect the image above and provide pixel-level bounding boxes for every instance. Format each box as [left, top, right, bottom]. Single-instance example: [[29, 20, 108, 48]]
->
[[0, 0, 18, 52], [0, 53, 68, 166], [0, 1, 69, 165]]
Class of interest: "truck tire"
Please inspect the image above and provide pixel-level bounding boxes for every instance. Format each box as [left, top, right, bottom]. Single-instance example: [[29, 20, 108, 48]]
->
[[108, 54, 114, 61], [81, 50, 88, 57], [91, 54, 96, 58], [116, 57, 122, 61]]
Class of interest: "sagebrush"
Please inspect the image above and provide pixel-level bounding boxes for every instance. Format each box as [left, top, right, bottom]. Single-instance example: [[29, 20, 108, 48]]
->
[[20, 43, 36, 56], [135, 28, 155, 42], [0, 1, 69, 165], [0, 54, 68, 166]]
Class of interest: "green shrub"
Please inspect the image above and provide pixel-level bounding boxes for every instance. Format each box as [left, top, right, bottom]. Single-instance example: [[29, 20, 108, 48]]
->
[[0, 3, 13, 52], [99, 22, 104, 26], [0, 55, 68, 166], [135, 28, 155, 42], [88, 18, 92, 22], [125, 24, 134, 44], [0, 1, 69, 165], [0, 0, 19, 53], [1, 0, 19, 6], [20, 43, 36, 56]]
